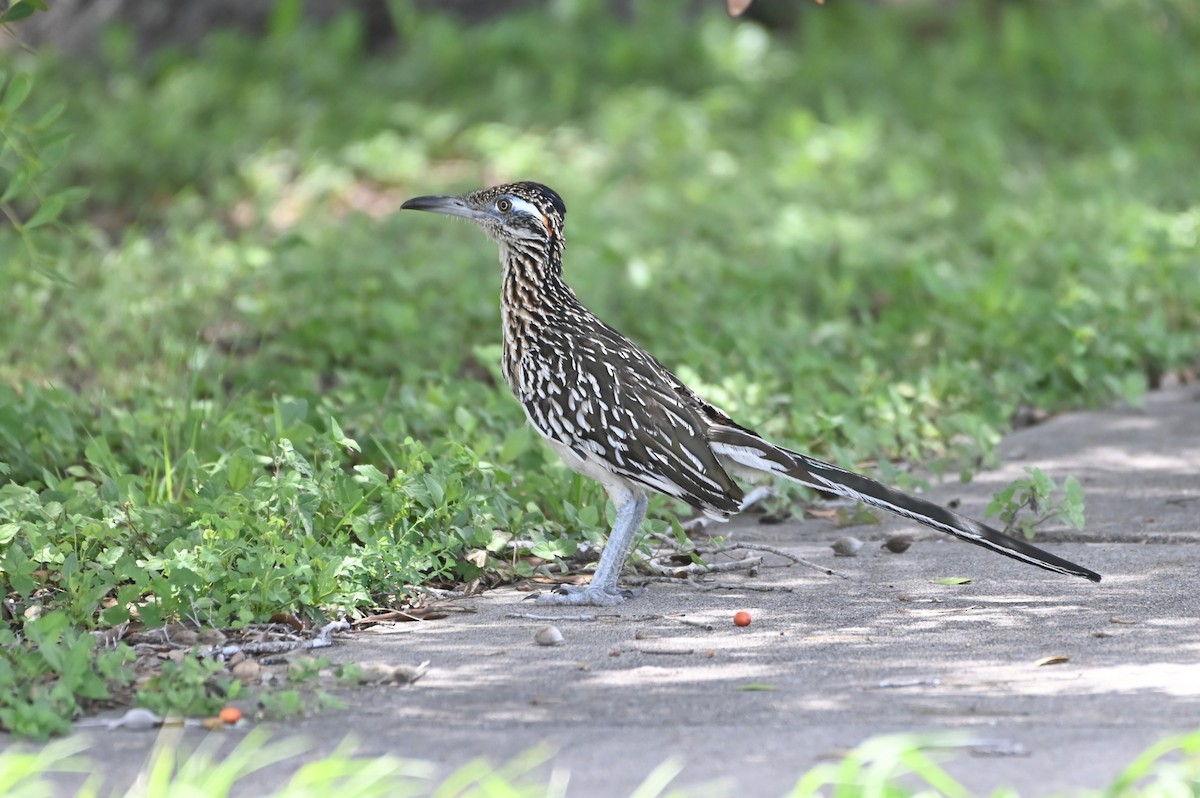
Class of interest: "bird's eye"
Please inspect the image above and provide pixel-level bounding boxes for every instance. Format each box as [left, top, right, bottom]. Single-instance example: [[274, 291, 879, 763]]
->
[[496, 198, 513, 213]]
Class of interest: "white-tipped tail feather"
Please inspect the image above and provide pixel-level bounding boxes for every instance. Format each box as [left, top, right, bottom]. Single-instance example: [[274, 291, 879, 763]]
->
[[710, 427, 1101, 583]]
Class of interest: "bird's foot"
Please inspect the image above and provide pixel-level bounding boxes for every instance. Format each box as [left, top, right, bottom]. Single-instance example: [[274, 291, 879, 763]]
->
[[533, 583, 644, 606]]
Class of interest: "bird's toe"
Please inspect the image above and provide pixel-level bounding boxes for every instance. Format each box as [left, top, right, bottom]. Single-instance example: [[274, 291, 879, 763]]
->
[[534, 585, 630, 607]]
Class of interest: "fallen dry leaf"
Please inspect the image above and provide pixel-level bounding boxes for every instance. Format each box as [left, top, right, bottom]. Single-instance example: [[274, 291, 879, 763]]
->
[[1035, 655, 1071, 667], [268, 613, 305, 632], [805, 507, 840, 521], [359, 622, 412, 635], [354, 606, 461, 627], [527, 575, 590, 586], [355, 660, 430, 686]]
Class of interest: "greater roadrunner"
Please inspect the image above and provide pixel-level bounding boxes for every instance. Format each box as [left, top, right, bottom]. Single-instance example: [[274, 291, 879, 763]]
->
[[402, 182, 1101, 605]]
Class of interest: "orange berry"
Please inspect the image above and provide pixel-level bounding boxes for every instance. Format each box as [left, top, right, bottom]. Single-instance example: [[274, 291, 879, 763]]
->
[[219, 706, 242, 724], [733, 611, 752, 627]]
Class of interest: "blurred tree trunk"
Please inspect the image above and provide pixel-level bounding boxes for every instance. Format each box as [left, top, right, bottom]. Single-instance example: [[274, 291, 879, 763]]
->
[[3, 0, 548, 57]]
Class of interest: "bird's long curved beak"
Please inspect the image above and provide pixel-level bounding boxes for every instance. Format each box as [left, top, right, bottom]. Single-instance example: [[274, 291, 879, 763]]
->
[[400, 195, 483, 220]]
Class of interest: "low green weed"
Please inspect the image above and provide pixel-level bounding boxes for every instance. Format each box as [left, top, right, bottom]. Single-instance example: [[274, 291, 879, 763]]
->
[[986, 467, 1086, 542], [1, 728, 1198, 796], [1107, 728, 1200, 796], [0, 611, 131, 740], [135, 657, 241, 720]]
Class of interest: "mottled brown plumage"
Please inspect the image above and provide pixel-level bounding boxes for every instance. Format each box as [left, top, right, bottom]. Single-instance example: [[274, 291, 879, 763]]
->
[[401, 182, 1100, 605]]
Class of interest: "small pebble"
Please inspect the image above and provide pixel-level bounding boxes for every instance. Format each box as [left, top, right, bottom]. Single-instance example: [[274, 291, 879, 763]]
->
[[164, 624, 198, 645], [534, 626, 564, 646], [830, 536, 863, 557], [882, 534, 914, 553], [108, 708, 162, 731]]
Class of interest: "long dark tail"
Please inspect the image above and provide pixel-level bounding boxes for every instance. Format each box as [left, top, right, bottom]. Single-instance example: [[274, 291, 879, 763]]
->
[[709, 427, 1101, 582]]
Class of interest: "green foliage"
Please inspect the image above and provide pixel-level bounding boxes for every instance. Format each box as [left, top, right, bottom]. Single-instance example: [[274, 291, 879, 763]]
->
[[1, 0, 1198, 735], [790, 732, 973, 797], [1107, 728, 1200, 797], [256, 686, 343, 722], [0, 67, 86, 269], [0, 611, 132, 740], [986, 467, 1086, 541], [1, 728, 1198, 796], [0, 395, 555, 629], [135, 652, 339, 721], [136, 656, 241, 718], [0, 0, 47, 25], [787, 728, 1200, 797]]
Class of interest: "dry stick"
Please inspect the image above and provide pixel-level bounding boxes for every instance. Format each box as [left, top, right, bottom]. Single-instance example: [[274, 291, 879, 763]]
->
[[646, 554, 763, 577], [628, 574, 794, 593], [712, 542, 851, 579], [685, 577, 795, 593], [676, 617, 716, 631], [627, 575, 690, 585], [403, 585, 475, 599], [208, 619, 350, 659], [506, 613, 600, 622]]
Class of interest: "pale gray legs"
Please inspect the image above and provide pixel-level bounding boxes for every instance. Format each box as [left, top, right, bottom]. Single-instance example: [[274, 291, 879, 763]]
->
[[535, 492, 649, 606]]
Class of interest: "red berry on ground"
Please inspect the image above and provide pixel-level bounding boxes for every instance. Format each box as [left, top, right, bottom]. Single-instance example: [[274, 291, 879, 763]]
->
[[734, 611, 752, 627]]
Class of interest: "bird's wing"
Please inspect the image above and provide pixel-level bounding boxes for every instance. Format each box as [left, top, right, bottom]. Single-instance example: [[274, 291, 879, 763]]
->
[[517, 326, 744, 517]]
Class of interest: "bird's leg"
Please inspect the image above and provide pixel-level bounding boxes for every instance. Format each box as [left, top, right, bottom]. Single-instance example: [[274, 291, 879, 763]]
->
[[536, 493, 648, 606], [590, 492, 648, 591]]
